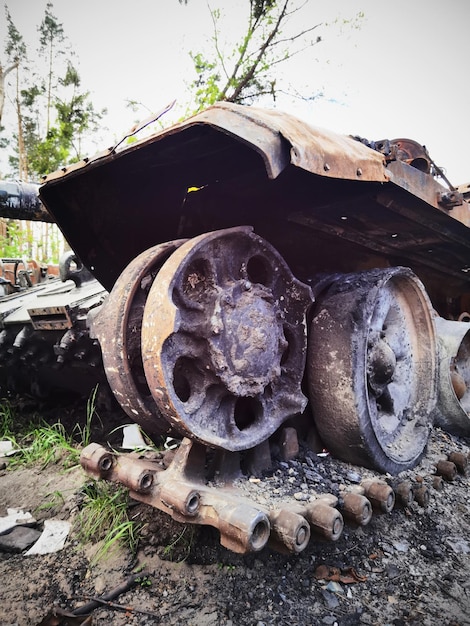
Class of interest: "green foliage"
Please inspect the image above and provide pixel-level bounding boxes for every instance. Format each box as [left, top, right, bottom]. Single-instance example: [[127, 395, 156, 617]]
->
[[73, 384, 100, 448], [2, 3, 106, 180], [186, 0, 362, 115], [0, 220, 29, 258], [0, 217, 63, 263], [0, 399, 15, 440], [190, 51, 222, 108], [35, 489, 65, 513], [187, 0, 298, 112], [5, 7, 26, 63], [0, 399, 82, 468], [75, 480, 140, 563], [9, 421, 79, 468]]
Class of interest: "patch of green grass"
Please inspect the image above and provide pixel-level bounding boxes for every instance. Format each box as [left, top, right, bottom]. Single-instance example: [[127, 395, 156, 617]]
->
[[9, 421, 79, 469], [1, 399, 82, 468], [35, 490, 66, 513], [0, 400, 16, 440], [75, 480, 140, 563], [74, 384, 101, 448]]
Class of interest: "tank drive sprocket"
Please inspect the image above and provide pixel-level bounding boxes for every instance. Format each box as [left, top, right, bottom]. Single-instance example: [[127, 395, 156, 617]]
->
[[141, 226, 313, 451]]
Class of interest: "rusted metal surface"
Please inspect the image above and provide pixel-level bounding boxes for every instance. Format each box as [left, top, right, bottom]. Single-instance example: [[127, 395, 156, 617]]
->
[[80, 439, 383, 555], [308, 267, 437, 474], [2, 101, 469, 554], [42, 102, 389, 185], [361, 480, 396, 513], [412, 484, 430, 508], [340, 493, 373, 526], [433, 318, 470, 436], [386, 160, 470, 227], [393, 480, 414, 508], [141, 227, 312, 451], [448, 451, 468, 474], [37, 103, 470, 313], [90, 240, 186, 438]]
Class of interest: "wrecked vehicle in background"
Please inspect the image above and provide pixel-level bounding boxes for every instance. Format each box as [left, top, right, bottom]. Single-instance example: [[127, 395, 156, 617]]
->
[[4, 102, 470, 554], [0, 180, 108, 398]]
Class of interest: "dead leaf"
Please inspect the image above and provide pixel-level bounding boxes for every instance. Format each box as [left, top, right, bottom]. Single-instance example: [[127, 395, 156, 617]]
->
[[314, 564, 367, 584]]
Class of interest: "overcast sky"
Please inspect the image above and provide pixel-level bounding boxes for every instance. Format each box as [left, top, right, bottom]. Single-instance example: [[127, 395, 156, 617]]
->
[[2, 0, 470, 184]]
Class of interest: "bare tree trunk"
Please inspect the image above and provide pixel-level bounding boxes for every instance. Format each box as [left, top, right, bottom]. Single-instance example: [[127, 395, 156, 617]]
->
[[15, 68, 28, 181], [25, 221, 33, 258], [0, 61, 18, 126]]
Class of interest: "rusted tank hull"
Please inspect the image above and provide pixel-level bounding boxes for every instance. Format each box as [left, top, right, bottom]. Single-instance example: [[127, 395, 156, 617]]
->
[[39, 103, 470, 319]]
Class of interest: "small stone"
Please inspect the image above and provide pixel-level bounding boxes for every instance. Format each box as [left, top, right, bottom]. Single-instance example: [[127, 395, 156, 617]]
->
[[0, 526, 42, 553], [293, 492, 309, 501], [445, 537, 470, 554], [94, 576, 106, 595], [392, 540, 410, 553], [279, 427, 299, 461], [321, 589, 340, 609], [325, 581, 343, 594], [386, 564, 401, 579], [346, 470, 362, 483]]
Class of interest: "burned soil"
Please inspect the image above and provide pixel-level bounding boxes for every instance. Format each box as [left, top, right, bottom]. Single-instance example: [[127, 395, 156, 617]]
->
[[0, 412, 469, 626]]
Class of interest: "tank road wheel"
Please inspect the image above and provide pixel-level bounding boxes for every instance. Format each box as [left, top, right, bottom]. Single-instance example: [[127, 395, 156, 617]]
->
[[308, 267, 437, 474], [92, 240, 186, 439], [141, 226, 313, 451], [433, 318, 470, 436]]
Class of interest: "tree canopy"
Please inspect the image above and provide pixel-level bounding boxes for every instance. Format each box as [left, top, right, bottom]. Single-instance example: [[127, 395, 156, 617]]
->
[[185, 0, 362, 113], [1, 2, 105, 182]]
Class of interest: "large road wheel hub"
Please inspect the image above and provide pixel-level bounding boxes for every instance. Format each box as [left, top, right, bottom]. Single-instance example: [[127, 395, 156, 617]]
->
[[141, 227, 312, 451], [308, 267, 437, 474], [207, 281, 286, 396]]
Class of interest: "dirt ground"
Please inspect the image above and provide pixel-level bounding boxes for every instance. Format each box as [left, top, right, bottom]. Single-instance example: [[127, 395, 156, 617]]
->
[[1, 419, 470, 626]]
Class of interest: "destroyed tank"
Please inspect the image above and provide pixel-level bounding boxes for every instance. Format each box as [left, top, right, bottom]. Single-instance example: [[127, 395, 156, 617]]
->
[[8, 102, 470, 554], [0, 180, 108, 398]]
